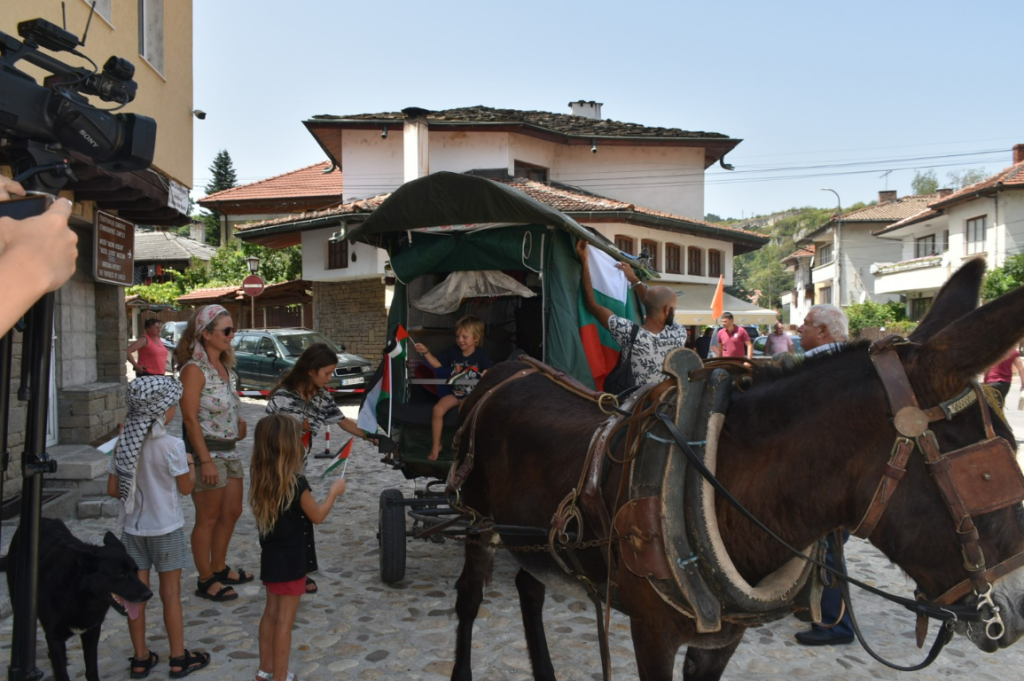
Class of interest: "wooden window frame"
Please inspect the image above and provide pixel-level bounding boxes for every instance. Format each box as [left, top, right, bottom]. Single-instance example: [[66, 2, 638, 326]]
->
[[665, 243, 681, 274], [687, 247, 703, 276], [708, 249, 722, 278], [615, 235, 635, 256], [327, 238, 349, 270], [640, 239, 659, 271], [819, 286, 832, 305]]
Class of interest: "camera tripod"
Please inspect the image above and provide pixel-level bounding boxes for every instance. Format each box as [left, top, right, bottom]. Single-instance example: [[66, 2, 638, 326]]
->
[[1, 151, 76, 681]]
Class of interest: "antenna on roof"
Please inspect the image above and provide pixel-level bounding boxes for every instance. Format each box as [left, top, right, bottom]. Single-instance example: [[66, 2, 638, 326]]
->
[[879, 169, 892, 190], [61, 2, 67, 29], [79, 1, 97, 46]]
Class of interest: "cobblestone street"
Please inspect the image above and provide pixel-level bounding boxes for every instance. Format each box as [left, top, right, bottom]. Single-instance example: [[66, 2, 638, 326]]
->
[[3, 395, 1024, 680]]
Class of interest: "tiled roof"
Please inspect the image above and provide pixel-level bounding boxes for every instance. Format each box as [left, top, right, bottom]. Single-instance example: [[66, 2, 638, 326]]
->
[[929, 161, 1024, 209], [236, 176, 764, 242], [781, 245, 815, 263], [803, 193, 938, 241], [134, 230, 217, 263], [309, 105, 732, 141], [873, 207, 944, 236], [199, 162, 343, 204], [176, 285, 240, 303]]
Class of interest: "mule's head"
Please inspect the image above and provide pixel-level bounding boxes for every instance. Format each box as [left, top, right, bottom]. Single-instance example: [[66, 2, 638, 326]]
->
[[871, 258, 1024, 652]]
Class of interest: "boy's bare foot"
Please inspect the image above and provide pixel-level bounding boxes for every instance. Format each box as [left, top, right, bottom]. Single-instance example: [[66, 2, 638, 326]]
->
[[427, 444, 441, 461]]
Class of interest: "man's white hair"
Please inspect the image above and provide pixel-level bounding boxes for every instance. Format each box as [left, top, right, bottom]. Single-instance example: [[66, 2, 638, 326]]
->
[[808, 304, 848, 341]]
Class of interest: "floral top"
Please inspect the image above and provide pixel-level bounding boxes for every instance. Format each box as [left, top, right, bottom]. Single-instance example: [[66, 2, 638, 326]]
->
[[182, 358, 240, 460]]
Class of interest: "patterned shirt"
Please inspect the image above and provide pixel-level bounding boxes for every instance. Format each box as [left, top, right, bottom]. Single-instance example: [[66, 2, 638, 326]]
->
[[266, 388, 344, 444], [181, 358, 240, 459], [607, 316, 688, 386]]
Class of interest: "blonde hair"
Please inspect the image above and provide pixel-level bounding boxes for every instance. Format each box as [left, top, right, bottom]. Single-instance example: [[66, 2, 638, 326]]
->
[[248, 415, 305, 537], [174, 305, 237, 368], [455, 315, 484, 347]]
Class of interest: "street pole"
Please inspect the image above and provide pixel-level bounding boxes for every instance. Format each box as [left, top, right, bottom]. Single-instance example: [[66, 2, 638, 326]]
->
[[821, 189, 842, 307]]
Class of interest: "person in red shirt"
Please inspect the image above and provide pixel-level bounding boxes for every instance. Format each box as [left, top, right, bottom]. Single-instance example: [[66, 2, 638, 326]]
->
[[984, 347, 1024, 402], [128, 318, 169, 377], [715, 312, 752, 359]]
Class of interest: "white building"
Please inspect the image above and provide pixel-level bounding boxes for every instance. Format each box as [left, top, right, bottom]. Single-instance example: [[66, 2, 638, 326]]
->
[[237, 104, 769, 356], [780, 245, 814, 324], [872, 144, 1024, 317]]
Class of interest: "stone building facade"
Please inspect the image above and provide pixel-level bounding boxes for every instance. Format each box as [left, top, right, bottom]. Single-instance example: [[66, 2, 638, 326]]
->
[[312, 279, 388, 362]]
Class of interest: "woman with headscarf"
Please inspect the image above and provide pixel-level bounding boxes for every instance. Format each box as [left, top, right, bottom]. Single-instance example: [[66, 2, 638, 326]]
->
[[176, 304, 251, 602]]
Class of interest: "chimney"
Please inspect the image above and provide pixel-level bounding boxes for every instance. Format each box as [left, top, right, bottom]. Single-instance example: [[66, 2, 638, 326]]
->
[[936, 188, 954, 198], [1014, 143, 1024, 165], [879, 190, 898, 203], [401, 107, 430, 183], [189, 220, 205, 245], [568, 100, 603, 120]]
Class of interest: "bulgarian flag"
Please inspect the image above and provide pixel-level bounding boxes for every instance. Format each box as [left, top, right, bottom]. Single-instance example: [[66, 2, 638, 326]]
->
[[319, 437, 353, 480], [578, 244, 639, 391], [357, 325, 410, 436]]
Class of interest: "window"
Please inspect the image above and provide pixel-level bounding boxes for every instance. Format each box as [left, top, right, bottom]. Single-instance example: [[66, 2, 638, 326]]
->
[[327, 238, 349, 270], [86, 0, 113, 22], [966, 216, 986, 254], [138, 0, 165, 74], [640, 239, 659, 270], [257, 337, 277, 357], [915, 234, 937, 259], [708, 249, 722, 278], [817, 243, 834, 266], [687, 247, 703, 276], [236, 335, 258, 355], [615, 235, 634, 256], [910, 297, 933, 321], [942, 229, 949, 253], [513, 161, 549, 183], [665, 244, 681, 274], [819, 286, 832, 305]]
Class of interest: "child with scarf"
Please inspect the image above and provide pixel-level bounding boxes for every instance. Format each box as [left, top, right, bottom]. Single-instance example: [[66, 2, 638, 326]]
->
[[107, 375, 211, 678]]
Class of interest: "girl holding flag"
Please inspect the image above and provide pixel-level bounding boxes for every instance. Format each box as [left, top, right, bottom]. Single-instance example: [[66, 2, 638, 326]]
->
[[250, 415, 347, 681], [266, 343, 375, 594]]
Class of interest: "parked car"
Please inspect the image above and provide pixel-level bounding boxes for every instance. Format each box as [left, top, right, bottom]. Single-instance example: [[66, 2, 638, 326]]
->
[[158, 321, 189, 374], [752, 334, 804, 357], [231, 328, 375, 393]]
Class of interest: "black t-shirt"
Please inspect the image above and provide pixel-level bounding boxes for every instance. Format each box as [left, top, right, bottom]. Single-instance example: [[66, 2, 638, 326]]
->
[[259, 474, 311, 583], [435, 347, 492, 398]]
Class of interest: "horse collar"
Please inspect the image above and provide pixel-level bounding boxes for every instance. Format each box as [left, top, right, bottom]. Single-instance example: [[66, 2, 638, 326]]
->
[[858, 335, 1024, 623]]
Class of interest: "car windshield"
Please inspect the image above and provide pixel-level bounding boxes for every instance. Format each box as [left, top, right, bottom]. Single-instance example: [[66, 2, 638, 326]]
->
[[275, 332, 340, 357]]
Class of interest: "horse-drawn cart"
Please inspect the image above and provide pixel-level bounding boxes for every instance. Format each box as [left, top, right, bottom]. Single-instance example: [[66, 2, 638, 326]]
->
[[342, 172, 645, 583]]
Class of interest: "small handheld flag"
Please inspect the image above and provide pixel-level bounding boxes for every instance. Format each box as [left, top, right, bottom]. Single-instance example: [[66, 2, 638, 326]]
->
[[319, 437, 354, 481]]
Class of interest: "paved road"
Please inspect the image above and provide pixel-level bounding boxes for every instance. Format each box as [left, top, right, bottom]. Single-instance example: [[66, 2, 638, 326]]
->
[[2, 391, 1024, 680]]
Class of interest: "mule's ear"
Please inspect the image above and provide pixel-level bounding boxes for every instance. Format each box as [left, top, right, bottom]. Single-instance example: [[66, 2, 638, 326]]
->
[[908, 258, 985, 343], [918, 281, 1024, 383]]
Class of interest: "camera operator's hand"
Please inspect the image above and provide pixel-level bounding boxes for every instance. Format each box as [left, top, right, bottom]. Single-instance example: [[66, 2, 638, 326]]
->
[[0, 176, 26, 201], [0, 198, 78, 334]]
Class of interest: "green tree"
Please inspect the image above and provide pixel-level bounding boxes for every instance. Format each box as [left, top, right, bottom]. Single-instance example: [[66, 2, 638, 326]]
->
[[844, 300, 907, 337], [207, 240, 301, 286], [946, 167, 988, 190], [204, 150, 238, 195], [911, 170, 939, 195], [704, 212, 723, 223], [982, 252, 1024, 300]]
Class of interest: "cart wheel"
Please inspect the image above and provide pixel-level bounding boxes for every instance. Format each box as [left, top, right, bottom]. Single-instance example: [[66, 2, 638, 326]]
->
[[379, 488, 407, 584]]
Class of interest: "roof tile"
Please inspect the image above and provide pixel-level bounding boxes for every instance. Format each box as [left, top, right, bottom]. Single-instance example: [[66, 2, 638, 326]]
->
[[134, 230, 217, 263], [200, 162, 343, 203], [929, 161, 1024, 209]]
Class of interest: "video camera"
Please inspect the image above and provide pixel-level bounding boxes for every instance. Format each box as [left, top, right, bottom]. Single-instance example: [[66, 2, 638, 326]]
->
[[0, 16, 156, 192]]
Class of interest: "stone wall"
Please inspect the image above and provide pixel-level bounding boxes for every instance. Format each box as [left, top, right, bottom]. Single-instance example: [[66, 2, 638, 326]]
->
[[313, 279, 387, 362]]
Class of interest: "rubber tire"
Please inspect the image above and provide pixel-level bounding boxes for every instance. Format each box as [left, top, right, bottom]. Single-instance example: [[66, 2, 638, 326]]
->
[[379, 488, 407, 584]]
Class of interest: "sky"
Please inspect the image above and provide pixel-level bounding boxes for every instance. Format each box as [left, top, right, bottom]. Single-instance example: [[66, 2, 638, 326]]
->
[[193, 0, 1024, 220]]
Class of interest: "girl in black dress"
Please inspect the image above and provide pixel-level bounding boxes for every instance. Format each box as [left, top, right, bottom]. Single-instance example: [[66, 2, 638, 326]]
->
[[249, 415, 347, 681]]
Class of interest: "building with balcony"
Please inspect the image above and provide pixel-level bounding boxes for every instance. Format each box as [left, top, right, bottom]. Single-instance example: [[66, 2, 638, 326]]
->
[[780, 245, 815, 323]]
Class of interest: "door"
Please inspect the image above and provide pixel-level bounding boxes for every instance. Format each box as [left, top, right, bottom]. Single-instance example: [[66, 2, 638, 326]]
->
[[233, 334, 259, 388], [256, 336, 285, 388]]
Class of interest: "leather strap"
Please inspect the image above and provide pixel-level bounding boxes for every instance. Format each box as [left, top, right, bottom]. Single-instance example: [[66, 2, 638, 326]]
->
[[934, 550, 1024, 605], [851, 437, 915, 539]]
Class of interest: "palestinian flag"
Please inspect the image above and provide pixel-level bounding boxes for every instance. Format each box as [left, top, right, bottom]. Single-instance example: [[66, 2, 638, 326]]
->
[[319, 437, 353, 480], [357, 325, 409, 435], [578, 244, 639, 390]]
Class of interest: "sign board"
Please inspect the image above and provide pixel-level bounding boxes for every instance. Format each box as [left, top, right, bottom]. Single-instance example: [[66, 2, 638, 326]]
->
[[242, 274, 265, 297], [93, 211, 135, 286], [168, 179, 190, 215]]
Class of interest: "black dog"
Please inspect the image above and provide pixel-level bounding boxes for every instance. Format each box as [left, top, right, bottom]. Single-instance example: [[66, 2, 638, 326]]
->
[[1, 518, 153, 681]]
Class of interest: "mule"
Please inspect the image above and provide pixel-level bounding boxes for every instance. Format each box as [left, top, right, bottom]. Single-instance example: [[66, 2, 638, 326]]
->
[[447, 258, 1024, 681]]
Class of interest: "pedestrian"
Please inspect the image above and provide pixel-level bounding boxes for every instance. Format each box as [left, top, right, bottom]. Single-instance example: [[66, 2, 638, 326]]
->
[[577, 240, 687, 387], [794, 303, 854, 646], [714, 312, 752, 359], [128, 318, 168, 377], [250, 415, 347, 681], [266, 342, 377, 594], [106, 375, 211, 678], [764, 322, 795, 355], [983, 347, 1024, 403], [176, 304, 251, 603], [695, 327, 714, 359]]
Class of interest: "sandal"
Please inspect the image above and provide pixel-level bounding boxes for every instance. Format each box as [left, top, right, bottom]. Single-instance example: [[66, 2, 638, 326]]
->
[[169, 649, 211, 678], [255, 671, 273, 681], [305, 576, 318, 594], [129, 651, 159, 679], [195, 575, 238, 602], [214, 565, 255, 585]]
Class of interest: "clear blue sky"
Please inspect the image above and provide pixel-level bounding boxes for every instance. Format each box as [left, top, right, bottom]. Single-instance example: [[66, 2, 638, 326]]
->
[[193, 0, 1024, 220]]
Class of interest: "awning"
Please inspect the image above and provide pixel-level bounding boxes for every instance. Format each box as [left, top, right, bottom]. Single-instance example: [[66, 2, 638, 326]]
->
[[671, 284, 778, 326]]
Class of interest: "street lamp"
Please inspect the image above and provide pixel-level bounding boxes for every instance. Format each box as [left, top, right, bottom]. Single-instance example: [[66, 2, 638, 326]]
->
[[821, 188, 842, 307], [246, 255, 260, 328]]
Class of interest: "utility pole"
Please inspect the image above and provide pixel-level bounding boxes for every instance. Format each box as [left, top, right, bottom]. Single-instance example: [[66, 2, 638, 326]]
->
[[821, 189, 842, 307]]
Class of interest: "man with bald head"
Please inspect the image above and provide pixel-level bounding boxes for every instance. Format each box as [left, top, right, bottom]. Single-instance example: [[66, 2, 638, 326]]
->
[[577, 240, 687, 386]]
